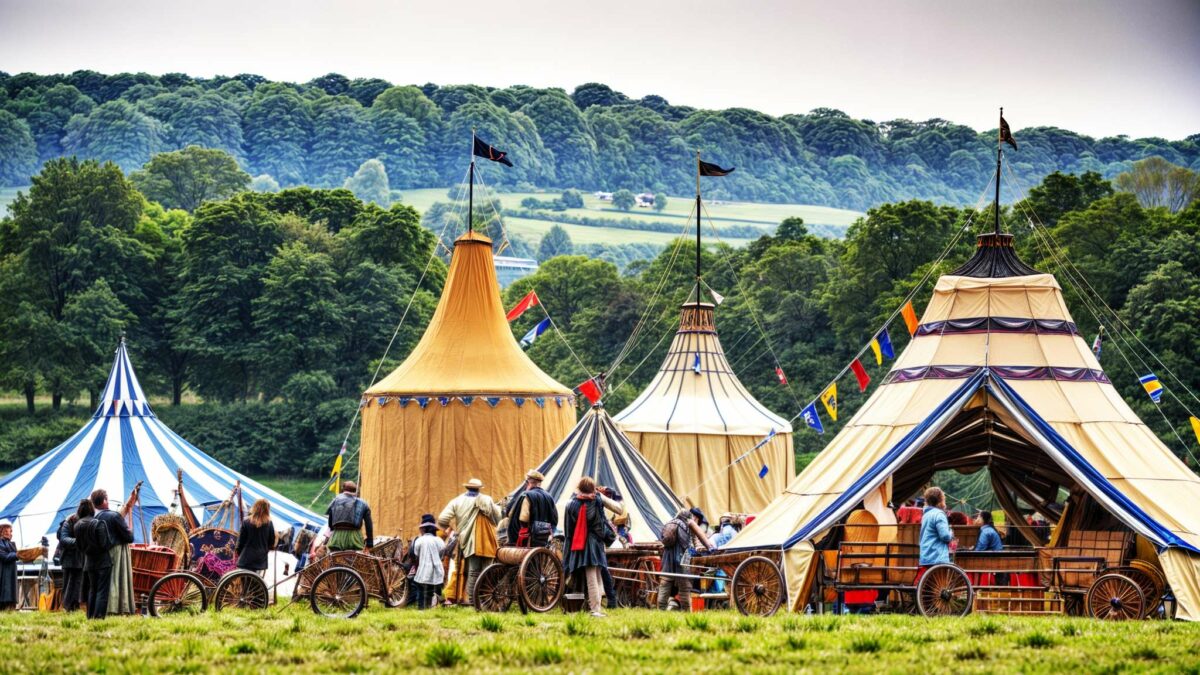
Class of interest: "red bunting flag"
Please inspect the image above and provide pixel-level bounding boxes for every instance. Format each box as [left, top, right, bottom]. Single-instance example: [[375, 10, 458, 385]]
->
[[850, 359, 871, 392], [577, 378, 602, 405], [506, 290, 540, 322], [775, 366, 788, 385], [901, 301, 919, 336]]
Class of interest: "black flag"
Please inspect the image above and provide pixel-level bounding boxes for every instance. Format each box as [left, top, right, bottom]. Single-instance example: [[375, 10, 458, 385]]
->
[[699, 160, 735, 176], [473, 136, 514, 167], [999, 116, 1018, 150]]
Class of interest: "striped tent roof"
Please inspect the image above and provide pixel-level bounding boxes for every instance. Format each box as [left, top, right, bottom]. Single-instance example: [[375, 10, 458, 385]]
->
[[0, 340, 321, 548], [514, 405, 684, 542]]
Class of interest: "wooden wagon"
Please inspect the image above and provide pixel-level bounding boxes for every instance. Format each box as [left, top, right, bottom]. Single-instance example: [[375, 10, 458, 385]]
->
[[472, 545, 565, 613], [605, 542, 662, 608], [293, 538, 409, 618], [661, 549, 787, 616]]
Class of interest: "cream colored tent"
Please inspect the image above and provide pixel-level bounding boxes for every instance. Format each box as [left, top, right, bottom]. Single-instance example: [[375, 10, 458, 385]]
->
[[726, 233, 1200, 620], [512, 405, 684, 543], [360, 231, 576, 537], [615, 300, 794, 517]]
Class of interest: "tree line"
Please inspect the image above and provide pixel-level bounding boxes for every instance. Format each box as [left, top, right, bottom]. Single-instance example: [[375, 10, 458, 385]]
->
[[1, 153, 1197, 475], [1, 70, 1197, 210]]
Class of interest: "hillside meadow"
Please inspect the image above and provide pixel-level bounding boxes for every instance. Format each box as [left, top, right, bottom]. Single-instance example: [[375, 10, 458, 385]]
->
[[0, 605, 1196, 673]]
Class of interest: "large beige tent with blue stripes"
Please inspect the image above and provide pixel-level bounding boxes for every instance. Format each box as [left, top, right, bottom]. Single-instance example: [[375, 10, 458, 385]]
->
[[723, 233, 1200, 620]]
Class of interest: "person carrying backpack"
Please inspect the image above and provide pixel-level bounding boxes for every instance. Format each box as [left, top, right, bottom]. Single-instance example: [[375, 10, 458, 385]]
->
[[656, 508, 715, 611], [73, 500, 109, 619]]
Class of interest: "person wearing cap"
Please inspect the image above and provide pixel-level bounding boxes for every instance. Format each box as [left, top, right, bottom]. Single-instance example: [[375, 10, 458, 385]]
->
[[326, 481, 374, 553], [0, 519, 17, 611], [412, 514, 446, 609], [507, 469, 558, 548], [712, 514, 739, 548], [438, 478, 502, 605]]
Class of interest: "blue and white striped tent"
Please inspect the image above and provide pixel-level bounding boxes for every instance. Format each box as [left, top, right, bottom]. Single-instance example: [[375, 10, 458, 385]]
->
[[0, 340, 322, 548]]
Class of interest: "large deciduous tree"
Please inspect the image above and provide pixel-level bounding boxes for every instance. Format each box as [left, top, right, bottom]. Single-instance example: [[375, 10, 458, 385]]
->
[[343, 158, 391, 207], [131, 146, 251, 212], [242, 84, 312, 186], [0, 110, 38, 185], [61, 99, 168, 172]]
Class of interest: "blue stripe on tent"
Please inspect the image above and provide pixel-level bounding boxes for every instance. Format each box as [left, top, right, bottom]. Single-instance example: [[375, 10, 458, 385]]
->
[[543, 417, 592, 500], [0, 418, 106, 519], [135, 418, 222, 507], [990, 375, 1199, 553], [45, 418, 115, 535], [769, 370, 987, 552]]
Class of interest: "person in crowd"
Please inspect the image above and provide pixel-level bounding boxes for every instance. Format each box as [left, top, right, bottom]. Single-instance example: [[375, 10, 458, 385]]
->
[[236, 499, 276, 575], [595, 485, 627, 606], [326, 481, 373, 553], [919, 487, 954, 566], [896, 499, 923, 524], [712, 514, 738, 548], [657, 507, 715, 611], [507, 469, 557, 548], [974, 510, 1004, 552], [412, 514, 446, 609], [92, 489, 135, 615], [563, 477, 611, 618], [438, 478, 502, 606], [0, 520, 17, 611], [56, 501, 89, 611], [947, 510, 971, 527]]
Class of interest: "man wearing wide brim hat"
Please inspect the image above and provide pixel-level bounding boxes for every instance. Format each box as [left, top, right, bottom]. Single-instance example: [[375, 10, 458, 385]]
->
[[506, 469, 558, 548], [438, 478, 502, 605], [411, 514, 445, 610]]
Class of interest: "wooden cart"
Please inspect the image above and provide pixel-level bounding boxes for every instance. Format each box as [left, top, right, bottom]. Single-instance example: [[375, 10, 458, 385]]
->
[[605, 543, 662, 608], [293, 539, 409, 618], [661, 550, 787, 616], [472, 545, 565, 613]]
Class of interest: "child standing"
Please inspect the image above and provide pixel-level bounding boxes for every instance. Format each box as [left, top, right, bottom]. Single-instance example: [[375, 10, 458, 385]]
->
[[412, 514, 445, 609]]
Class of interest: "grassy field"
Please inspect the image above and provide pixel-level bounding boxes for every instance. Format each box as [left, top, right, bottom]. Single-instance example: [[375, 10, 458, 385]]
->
[[400, 187, 862, 247], [255, 475, 333, 512], [0, 605, 1195, 673]]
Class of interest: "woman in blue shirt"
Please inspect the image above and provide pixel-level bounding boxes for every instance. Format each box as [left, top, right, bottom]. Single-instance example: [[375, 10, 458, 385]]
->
[[974, 511, 1004, 552], [918, 487, 954, 565]]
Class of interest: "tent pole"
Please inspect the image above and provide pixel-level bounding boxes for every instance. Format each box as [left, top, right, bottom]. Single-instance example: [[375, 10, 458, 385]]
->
[[695, 150, 702, 302], [994, 106, 1003, 235]]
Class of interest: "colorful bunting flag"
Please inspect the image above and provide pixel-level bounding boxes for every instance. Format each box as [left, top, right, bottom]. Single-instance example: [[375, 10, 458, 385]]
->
[[850, 359, 871, 392], [329, 442, 346, 494], [775, 366, 788, 385], [1191, 416, 1200, 448], [870, 329, 895, 365], [1139, 373, 1164, 403], [506, 290, 540, 322], [801, 402, 824, 434], [520, 317, 551, 348], [577, 378, 603, 405], [710, 288, 725, 305], [901, 301, 919, 336], [758, 464, 769, 479], [820, 384, 838, 421], [693, 353, 703, 374]]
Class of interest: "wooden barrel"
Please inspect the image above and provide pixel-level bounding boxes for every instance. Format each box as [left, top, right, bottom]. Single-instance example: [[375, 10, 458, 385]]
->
[[495, 546, 532, 566], [131, 544, 177, 599]]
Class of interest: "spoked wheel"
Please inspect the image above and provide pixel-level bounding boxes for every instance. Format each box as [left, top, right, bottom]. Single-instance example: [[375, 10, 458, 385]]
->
[[731, 556, 785, 616], [917, 564, 973, 617], [380, 564, 409, 608], [310, 567, 367, 619], [149, 572, 208, 617], [1087, 573, 1145, 621], [517, 548, 564, 613], [1113, 565, 1165, 618], [213, 570, 269, 611], [473, 563, 516, 612]]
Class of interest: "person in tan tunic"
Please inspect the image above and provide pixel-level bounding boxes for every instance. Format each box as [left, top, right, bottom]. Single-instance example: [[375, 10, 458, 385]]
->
[[437, 478, 502, 605]]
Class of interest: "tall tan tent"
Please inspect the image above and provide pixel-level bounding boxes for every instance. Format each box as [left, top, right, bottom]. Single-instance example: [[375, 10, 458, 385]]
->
[[725, 233, 1200, 620], [360, 231, 575, 537], [614, 300, 794, 517]]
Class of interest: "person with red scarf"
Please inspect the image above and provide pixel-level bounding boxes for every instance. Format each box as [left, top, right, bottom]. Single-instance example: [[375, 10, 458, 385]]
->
[[563, 477, 612, 617]]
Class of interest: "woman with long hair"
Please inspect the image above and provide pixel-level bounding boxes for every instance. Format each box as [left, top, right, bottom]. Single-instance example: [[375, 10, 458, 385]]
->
[[57, 499, 93, 611], [236, 499, 276, 575]]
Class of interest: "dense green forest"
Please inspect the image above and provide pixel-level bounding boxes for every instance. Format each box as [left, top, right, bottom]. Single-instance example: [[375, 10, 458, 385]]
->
[[1, 70, 1198, 211], [2, 154, 1198, 478]]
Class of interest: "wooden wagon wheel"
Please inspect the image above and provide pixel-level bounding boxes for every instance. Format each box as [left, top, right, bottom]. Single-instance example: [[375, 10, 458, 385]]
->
[[731, 556, 785, 617], [1112, 565, 1163, 618], [148, 572, 208, 617], [517, 548, 565, 613], [212, 570, 269, 611], [635, 558, 659, 608], [473, 563, 516, 612], [379, 561, 409, 608], [1087, 573, 1145, 621], [310, 567, 367, 619], [916, 564, 973, 617]]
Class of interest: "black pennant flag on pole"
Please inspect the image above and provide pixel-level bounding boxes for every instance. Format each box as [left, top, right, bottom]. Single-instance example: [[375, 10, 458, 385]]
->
[[473, 136, 514, 167], [999, 115, 1018, 150], [698, 160, 735, 176]]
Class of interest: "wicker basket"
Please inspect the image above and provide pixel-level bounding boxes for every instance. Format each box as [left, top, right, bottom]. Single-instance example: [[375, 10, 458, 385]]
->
[[131, 544, 177, 599]]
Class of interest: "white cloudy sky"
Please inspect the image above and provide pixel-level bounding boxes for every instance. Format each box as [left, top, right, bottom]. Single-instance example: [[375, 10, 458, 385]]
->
[[1, 0, 1197, 138]]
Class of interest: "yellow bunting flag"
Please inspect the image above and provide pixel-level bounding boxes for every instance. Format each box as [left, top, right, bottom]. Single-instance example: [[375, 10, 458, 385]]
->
[[901, 301, 919, 336], [1191, 416, 1200, 448], [329, 443, 345, 494], [870, 339, 882, 365], [820, 384, 838, 422]]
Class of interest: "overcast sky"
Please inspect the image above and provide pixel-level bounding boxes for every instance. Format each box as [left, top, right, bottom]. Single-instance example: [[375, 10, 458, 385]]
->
[[1, 0, 1197, 139]]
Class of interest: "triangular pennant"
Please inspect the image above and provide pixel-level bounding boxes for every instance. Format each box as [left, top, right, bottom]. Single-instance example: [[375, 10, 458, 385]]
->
[[377, 396, 388, 407], [555, 397, 564, 407], [820, 384, 838, 421], [758, 464, 769, 479], [710, 288, 725, 305], [486, 397, 501, 408], [461, 396, 474, 407], [398, 397, 412, 408], [850, 359, 871, 392], [534, 397, 545, 408], [693, 353, 702, 375], [514, 397, 526, 408], [801, 403, 824, 434], [901, 301, 919, 336], [437, 396, 450, 407], [416, 397, 430, 409]]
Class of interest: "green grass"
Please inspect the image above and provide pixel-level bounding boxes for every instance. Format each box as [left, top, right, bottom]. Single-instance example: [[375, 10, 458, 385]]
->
[[2, 607, 1196, 673], [399, 187, 862, 248], [253, 475, 332, 511]]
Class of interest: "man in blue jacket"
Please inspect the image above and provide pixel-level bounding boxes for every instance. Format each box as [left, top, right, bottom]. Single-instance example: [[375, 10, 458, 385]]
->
[[919, 487, 954, 566]]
